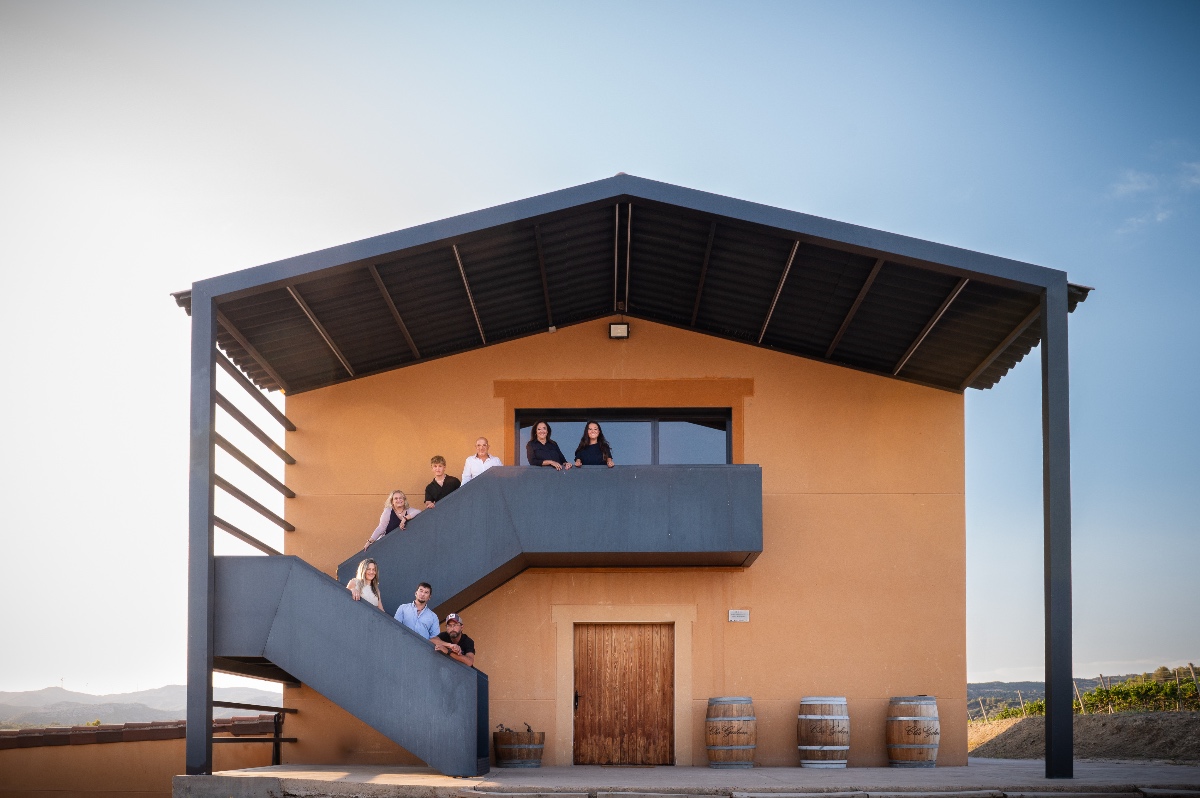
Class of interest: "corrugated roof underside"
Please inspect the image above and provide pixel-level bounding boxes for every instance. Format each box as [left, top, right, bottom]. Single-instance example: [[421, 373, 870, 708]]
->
[[175, 200, 1081, 395], [540, 207, 614, 326], [627, 205, 710, 327], [760, 245, 880, 359]]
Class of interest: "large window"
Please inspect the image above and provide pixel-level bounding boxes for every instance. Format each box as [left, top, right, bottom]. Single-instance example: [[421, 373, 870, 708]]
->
[[515, 408, 732, 466]]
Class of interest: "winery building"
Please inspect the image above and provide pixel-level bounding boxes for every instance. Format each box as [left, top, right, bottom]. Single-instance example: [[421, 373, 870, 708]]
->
[[176, 174, 1086, 777]]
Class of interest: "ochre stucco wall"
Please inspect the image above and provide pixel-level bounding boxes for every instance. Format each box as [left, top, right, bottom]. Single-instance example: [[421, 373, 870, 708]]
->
[[0, 739, 269, 797], [282, 317, 966, 768]]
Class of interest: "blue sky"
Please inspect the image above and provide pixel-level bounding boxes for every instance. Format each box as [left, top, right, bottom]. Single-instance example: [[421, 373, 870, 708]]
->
[[1, 1, 1196, 693]]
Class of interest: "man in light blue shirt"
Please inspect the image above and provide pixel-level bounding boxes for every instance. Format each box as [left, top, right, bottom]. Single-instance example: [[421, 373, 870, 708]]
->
[[394, 581, 440, 640]]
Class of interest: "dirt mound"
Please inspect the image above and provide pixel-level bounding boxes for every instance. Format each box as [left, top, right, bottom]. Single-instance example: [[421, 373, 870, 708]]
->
[[968, 716, 1022, 750], [969, 711, 1200, 762]]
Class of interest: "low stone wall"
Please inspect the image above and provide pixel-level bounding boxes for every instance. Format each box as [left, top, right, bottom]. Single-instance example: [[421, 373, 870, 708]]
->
[[0, 717, 274, 797], [0, 716, 275, 749]]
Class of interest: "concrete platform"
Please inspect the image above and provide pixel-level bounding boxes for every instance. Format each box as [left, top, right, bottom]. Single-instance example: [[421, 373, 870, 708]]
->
[[173, 759, 1200, 798]]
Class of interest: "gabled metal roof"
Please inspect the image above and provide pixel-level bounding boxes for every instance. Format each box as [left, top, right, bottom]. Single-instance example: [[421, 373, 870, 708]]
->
[[174, 174, 1089, 394]]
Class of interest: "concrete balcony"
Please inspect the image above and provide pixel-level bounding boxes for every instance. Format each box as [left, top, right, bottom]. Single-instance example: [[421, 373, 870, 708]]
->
[[337, 464, 763, 617]]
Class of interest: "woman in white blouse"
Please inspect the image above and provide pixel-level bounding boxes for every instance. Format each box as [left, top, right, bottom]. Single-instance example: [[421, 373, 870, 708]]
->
[[346, 558, 384, 611]]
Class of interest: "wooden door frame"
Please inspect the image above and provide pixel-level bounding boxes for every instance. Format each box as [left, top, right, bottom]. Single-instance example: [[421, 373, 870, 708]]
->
[[552, 604, 697, 766]]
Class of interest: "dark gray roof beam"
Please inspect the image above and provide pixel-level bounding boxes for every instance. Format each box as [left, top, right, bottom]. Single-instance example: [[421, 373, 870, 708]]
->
[[216, 310, 291, 393], [215, 355, 296, 431], [285, 285, 356, 377], [213, 432, 296, 499], [215, 392, 296, 465], [826, 258, 884, 359], [367, 264, 420, 360], [623, 204, 633, 312], [757, 241, 801, 344], [959, 305, 1042, 390], [215, 475, 295, 532], [612, 204, 620, 312], [533, 225, 555, 329], [213, 516, 281, 556], [452, 245, 487, 344], [892, 277, 970, 377], [690, 222, 718, 327]]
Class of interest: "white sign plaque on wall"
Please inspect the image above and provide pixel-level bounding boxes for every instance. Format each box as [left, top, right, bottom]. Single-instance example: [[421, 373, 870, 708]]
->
[[728, 609, 750, 623]]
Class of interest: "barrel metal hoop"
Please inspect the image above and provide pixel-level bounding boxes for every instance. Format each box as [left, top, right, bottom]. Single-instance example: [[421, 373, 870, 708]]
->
[[706, 744, 757, 750], [708, 715, 756, 721], [797, 714, 850, 720], [797, 745, 850, 750], [889, 761, 937, 768], [887, 743, 940, 748], [886, 716, 940, 721]]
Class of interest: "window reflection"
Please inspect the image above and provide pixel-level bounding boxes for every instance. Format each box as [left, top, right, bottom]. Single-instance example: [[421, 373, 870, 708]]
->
[[659, 421, 726, 465], [590, 422, 652, 465]]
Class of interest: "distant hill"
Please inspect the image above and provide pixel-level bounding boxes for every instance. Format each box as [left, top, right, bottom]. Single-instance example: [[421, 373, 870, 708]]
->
[[0, 702, 184, 727], [966, 674, 1157, 719], [0, 685, 283, 729], [968, 674, 1142, 704]]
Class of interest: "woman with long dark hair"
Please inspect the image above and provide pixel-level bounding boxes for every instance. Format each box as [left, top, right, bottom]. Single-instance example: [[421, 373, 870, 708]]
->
[[526, 420, 571, 470], [574, 421, 615, 468]]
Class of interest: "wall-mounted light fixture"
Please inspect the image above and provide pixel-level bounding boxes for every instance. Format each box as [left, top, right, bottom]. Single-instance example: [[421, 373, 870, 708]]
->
[[609, 322, 630, 339]]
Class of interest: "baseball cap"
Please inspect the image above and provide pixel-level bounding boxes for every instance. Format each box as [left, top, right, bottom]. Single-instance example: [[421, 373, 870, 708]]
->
[[446, 613, 463, 623]]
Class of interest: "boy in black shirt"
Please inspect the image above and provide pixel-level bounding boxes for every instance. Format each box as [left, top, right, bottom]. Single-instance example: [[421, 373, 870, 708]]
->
[[424, 455, 461, 508]]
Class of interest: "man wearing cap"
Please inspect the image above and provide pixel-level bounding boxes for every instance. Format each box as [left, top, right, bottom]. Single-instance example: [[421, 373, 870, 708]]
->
[[432, 612, 475, 668], [394, 582, 440, 640]]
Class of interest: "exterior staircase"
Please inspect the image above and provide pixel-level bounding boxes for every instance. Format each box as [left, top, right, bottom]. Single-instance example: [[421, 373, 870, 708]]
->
[[211, 464, 762, 776]]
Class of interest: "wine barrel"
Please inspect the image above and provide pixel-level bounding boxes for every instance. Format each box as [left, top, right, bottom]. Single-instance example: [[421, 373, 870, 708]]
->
[[796, 696, 849, 768], [493, 730, 545, 767], [885, 695, 939, 767], [705, 696, 756, 768]]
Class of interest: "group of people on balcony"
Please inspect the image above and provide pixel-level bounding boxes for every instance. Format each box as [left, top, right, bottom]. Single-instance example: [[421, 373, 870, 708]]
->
[[526, 420, 616, 470], [364, 423, 617, 548], [343, 422, 616, 667]]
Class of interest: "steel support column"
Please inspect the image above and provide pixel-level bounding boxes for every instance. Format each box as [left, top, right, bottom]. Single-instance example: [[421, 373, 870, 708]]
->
[[186, 288, 217, 775], [1041, 276, 1074, 778]]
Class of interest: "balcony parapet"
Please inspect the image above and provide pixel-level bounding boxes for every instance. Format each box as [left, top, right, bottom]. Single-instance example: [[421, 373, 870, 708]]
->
[[336, 464, 763, 616]]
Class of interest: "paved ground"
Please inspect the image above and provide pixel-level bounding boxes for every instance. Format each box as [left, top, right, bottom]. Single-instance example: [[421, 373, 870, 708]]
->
[[173, 759, 1200, 798]]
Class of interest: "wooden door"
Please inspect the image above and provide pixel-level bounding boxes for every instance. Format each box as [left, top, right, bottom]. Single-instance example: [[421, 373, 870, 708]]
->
[[573, 623, 674, 765]]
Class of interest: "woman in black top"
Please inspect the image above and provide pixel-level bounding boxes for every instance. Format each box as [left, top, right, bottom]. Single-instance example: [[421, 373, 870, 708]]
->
[[364, 490, 420, 549], [526, 421, 572, 470], [574, 421, 615, 468]]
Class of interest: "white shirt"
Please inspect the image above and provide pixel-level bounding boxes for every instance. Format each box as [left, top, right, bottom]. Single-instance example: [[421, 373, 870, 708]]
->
[[347, 579, 381, 608], [462, 454, 502, 483]]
